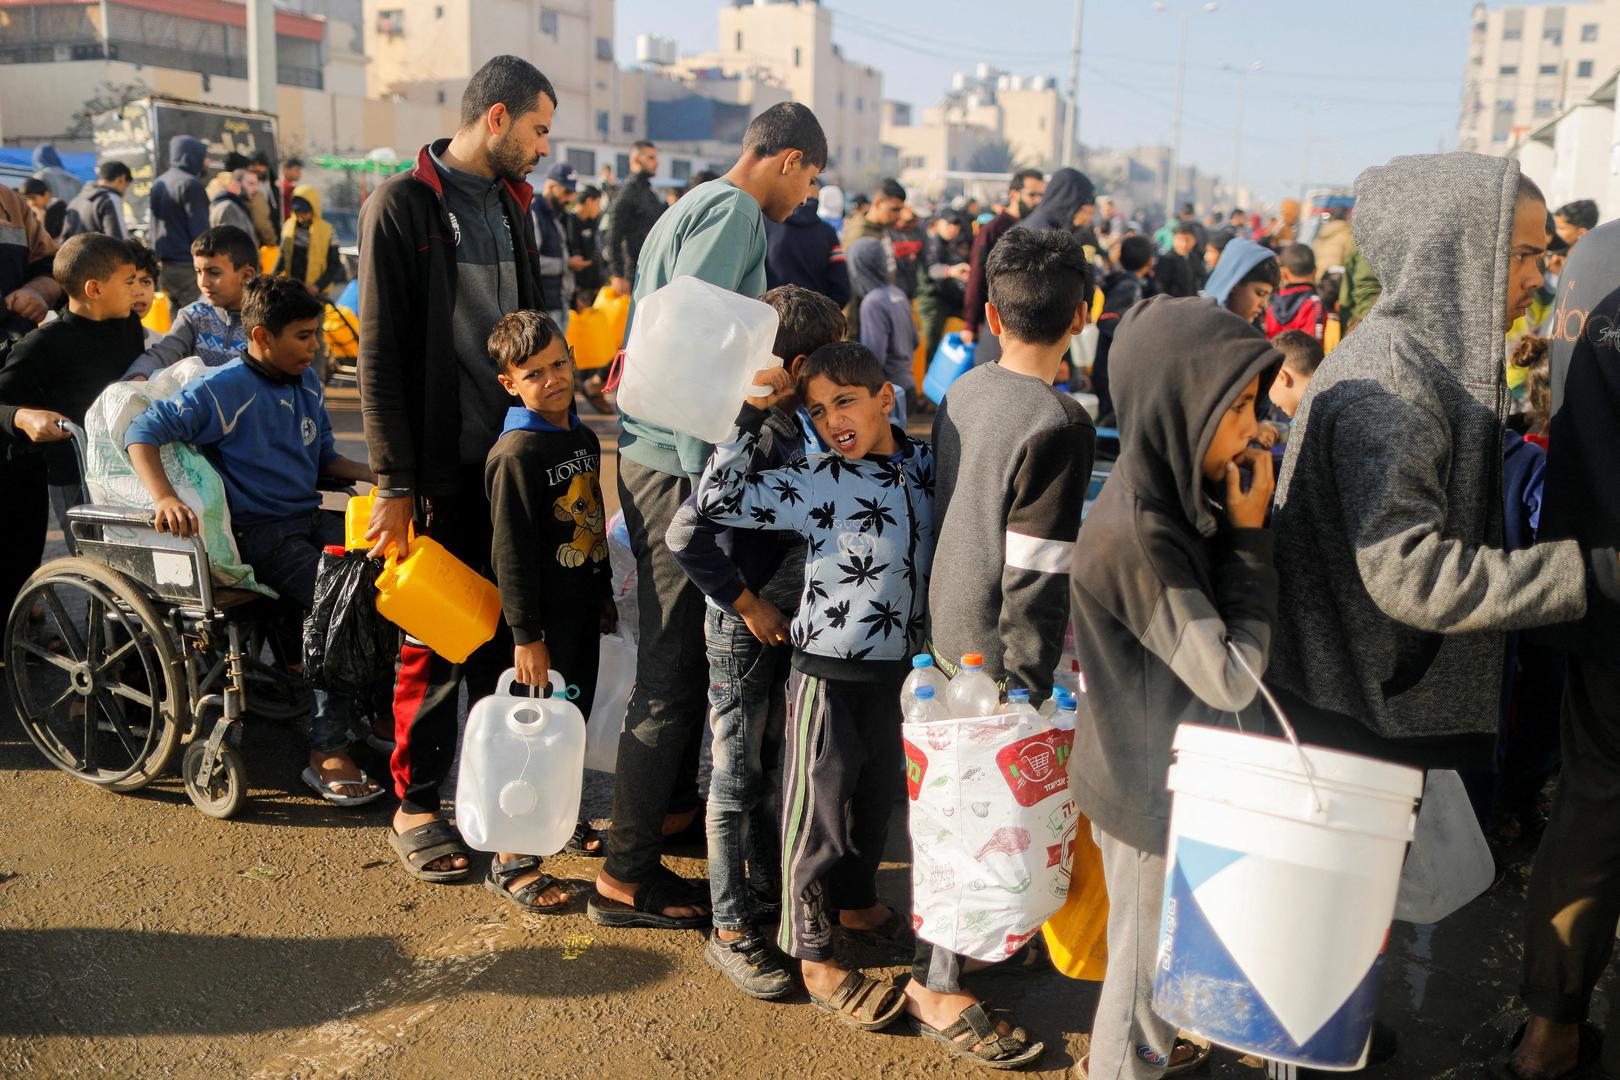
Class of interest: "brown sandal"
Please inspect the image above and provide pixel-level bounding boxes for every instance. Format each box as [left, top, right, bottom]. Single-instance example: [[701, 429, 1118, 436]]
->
[[809, 970, 906, 1031]]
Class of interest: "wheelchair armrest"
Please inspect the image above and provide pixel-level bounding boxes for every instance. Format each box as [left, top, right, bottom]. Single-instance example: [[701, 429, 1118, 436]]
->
[[66, 503, 158, 528]]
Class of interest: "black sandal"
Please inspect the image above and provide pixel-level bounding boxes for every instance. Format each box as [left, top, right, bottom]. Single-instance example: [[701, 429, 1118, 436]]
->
[[809, 969, 906, 1031], [836, 906, 916, 956], [586, 868, 709, 930], [563, 819, 606, 857], [385, 820, 471, 883], [916, 1001, 1044, 1070], [485, 855, 570, 914]]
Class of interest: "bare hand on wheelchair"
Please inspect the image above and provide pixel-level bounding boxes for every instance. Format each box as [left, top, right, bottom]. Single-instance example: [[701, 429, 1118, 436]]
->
[[512, 640, 550, 688], [153, 495, 200, 539], [13, 408, 72, 443]]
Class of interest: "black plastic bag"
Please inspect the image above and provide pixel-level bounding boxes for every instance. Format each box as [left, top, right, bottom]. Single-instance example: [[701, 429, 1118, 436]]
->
[[303, 547, 400, 692]]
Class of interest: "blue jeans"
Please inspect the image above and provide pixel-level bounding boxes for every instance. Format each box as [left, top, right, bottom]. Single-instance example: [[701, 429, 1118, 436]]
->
[[704, 604, 792, 932], [233, 509, 352, 755]]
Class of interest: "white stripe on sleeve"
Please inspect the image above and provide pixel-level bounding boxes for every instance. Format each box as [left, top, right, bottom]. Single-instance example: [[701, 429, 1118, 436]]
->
[[1004, 530, 1074, 575]]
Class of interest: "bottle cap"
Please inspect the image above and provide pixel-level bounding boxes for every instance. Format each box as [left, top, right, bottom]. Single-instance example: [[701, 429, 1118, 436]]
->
[[1008, 688, 1030, 702], [912, 653, 934, 668], [1053, 687, 1076, 710], [323, 544, 347, 556], [961, 652, 984, 668], [916, 686, 936, 700]]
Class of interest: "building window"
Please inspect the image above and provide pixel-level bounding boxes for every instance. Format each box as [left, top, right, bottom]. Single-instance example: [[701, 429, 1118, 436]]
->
[[1583, 23, 1599, 42], [1544, 27, 1562, 44], [1579, 60, 1595, 77], [672, 159, 691, 182], [596, 110, 609, 136], [436, 89, 445, 104], [434, 4, 443, 17], [616, 153, 631, 179], [734, 31, 743, 50], [1540, 64, 1558, 76], [1535, 99, 1557, 116], [567, 148, 596, 175], [794, 47, 801, 67], [540, 8, 558, 37], [1503, 27, 1522, 40], [622, 114, 635, 135], [854, 147, 863, 163], [596, 37, 613, 61], [855, 96, 864, 112], [376, 8, 404, 37], [1496, 99, 1516, 113], [1499, 65, 1518, 75]]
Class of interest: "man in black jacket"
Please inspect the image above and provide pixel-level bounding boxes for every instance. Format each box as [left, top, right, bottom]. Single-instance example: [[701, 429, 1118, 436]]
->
[[358, 55, 555, 887], [605, 140, 663, 295], [63, 161, 131, 240]]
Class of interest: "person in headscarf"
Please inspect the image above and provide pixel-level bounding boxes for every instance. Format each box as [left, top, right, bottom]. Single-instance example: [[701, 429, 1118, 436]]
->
[[272, 185, 342, 296], [847, 235, 918, 425]]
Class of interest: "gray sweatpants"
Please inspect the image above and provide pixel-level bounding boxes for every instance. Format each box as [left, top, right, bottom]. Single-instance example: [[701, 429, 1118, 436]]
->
[[1089, 826, 1180, 1079]]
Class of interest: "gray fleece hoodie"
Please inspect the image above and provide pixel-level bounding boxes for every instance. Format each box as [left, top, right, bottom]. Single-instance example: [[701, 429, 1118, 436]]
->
[[1271, 152, 1620, 745]]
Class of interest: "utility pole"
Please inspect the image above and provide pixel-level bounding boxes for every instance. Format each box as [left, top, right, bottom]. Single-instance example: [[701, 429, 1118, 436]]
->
[[1061, 0, 1085, 168], [1156, 2, 1216, 224], [247, 0, 276, 113], [1226, 61, 1262, 210]]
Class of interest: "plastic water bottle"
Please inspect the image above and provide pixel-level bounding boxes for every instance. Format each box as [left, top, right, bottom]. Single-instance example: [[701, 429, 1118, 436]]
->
[[900, 653, 949, 712], [1001, 687, 1039, 719], [946, 652, 1001, 719], [904, 683, 948, 726], [1051, 686, 1078, 730]]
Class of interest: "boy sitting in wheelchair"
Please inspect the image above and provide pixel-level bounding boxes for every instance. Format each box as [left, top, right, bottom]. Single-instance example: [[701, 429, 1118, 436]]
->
[[124, 276, 383, 806]]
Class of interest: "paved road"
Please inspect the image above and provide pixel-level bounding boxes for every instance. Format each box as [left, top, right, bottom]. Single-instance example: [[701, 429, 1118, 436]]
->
[[0, 387, 1606, 1078]]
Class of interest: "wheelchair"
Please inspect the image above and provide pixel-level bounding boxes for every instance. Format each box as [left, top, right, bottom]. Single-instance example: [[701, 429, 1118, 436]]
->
[[4, 427, 319, 820]]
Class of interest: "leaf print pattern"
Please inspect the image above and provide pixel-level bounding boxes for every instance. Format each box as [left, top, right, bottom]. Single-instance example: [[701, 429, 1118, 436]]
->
[[770, 477, 805, 505], [837, 554, 889, 590], [809, 501, 838, 531], [826, 600, 851, 630], [860, 599, 903, 640], [849, 497, 897, 536]]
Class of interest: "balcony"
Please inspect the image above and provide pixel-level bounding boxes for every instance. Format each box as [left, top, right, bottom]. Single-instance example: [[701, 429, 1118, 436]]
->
[[0, 38, 323, 90]]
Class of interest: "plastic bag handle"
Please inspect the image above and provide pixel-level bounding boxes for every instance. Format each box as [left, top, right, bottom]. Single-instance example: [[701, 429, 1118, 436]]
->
[[1225, 640, 1325, 814]]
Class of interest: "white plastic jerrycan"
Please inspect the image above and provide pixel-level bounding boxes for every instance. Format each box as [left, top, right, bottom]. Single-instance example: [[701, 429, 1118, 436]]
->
[[615, 275, 781, 444], [456, 670, 586, 855]]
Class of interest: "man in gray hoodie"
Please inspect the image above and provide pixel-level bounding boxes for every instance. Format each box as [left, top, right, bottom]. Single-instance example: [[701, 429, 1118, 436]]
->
[[148, 135, 210, 307], [1272, 154, 1620, 776]]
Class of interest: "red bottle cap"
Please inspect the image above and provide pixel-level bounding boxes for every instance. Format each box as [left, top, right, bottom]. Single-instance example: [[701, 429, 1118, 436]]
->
[[324, 544, 347, 556]]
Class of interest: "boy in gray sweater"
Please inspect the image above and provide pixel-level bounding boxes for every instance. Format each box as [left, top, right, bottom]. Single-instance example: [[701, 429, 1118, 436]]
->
[[905, 226, 1095, 1069]]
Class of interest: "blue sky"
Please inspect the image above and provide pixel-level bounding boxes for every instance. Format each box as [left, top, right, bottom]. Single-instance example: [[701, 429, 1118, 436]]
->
[[613, 0, 1477, 204]]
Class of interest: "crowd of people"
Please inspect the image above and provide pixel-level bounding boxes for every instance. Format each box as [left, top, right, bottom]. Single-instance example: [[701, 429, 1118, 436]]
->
[[3, 50, 1620, 1080]]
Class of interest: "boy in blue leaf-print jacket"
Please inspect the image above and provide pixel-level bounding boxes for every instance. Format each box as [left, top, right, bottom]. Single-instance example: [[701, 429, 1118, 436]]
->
[[690, 340, 934, 1035]]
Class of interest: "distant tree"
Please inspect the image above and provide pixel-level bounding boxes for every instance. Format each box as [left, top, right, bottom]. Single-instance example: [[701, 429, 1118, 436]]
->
[[68, 80, 152, 141], [968, 138, 1017, 175]]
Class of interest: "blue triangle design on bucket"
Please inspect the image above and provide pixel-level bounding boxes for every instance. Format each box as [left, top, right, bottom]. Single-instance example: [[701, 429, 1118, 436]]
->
[[1173, 836, 1247, 892], [1153, 852, 1384, 1068]]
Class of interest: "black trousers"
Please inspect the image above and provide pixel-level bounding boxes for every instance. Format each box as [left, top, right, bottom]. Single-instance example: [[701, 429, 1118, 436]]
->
[[1, 455, 49, 624]]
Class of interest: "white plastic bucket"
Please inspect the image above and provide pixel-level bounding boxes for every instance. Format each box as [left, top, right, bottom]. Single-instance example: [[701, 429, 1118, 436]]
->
[[1153, 723, 1423, 1071]]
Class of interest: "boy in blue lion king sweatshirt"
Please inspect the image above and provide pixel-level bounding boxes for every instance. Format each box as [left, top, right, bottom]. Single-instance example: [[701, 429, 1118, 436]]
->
[[125, 276, 379, 808]]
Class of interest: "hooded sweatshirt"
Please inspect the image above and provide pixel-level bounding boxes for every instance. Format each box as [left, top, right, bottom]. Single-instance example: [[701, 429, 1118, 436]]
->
[[1070, 295, 1282, 855], [1540, 216, 1620, 660], [1011, 167, 1095, 238], [149, 136, 209, 262], [275, 184, 339, 290], [1201, 237, 1276, 310], [209, 186, 256, 237], [850, 237, 918, 392], [63, 182, 126, 240], [32, 144, 82, 202], [1271, 152, 1619, 749], [1313, 217, 1354, 275], [764, 198, 851, 307]]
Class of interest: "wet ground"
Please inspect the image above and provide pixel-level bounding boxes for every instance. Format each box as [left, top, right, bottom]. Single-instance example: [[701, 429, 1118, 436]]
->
[[0, 390, 1608, 1079]]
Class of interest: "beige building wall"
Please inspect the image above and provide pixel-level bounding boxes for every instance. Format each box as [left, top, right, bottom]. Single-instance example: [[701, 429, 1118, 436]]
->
[[1459, 0, 1620, 153], [998, 87, 1065, 169]]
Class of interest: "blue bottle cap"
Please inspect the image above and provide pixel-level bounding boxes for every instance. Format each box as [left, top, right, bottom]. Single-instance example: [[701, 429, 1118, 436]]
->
[[913, 653, 934, 668], [1053, 687, 1076, 711], [1008, 688, 1031, 703]]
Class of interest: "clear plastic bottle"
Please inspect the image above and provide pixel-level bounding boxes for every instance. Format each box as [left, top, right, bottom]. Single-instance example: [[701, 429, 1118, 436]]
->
[[1001, 687, 1039, 719], [900, 653, 949, 713], [946, 652, 1001, 719], [904, 683, 949, 726], [1051, 686, 1079, 731]]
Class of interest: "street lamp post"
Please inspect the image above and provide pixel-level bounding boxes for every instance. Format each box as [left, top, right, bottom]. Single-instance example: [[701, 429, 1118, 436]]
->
[[1155, 1, 1217, 225], [1061, 0, 1086, 168], [1225, 60, 1262, 210]]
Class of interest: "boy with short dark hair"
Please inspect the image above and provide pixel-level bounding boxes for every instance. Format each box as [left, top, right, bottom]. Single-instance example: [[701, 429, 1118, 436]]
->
[[126, 241, 163, 348], [1264, 243, 1324, 339], [907, 223, 1096, 1069], [0, 234, 144, 600], [481, 308, 617, 913], [1070, 295, 1281, 1079], [1554, 198, 1599, 249], [21, 177, 66, 241], [666, 285, 846, 999], [1256, 329, 1323, 454], [689, 339, 935, 1036], [1092, 234, 1156, 423], [125, 225, 257, 379], [124, 275, 379, 806]]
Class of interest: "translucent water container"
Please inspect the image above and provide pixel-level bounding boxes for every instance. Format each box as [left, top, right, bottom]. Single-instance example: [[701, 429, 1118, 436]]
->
[[456, 670, 587, 855], [900, 653, 949, 713], [945, 652, 1001, 719], [614, 275, 781, 444]]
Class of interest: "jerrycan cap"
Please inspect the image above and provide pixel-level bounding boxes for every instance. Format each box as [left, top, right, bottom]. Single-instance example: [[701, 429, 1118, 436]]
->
[[499, 779, 539, 817]]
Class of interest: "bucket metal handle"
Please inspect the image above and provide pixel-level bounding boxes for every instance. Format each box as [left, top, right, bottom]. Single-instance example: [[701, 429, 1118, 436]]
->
[[1226, 639, 1326, 815]]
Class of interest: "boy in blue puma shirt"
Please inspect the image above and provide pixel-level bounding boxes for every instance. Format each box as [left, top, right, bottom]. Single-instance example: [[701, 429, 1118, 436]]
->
[[691, 340, 934, 1038], [125, 275, 379, 806]]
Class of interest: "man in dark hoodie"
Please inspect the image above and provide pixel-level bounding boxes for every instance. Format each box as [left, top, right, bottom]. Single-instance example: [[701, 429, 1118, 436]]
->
[[31, 144, 81, 202], [961, 168, 1045, 348], [1070, 294, 1279, 1080], [149, 135, 210, 306], [763, 193, 850, 308], [357, 55, 553, 889], [1512, 217, 1620, 1080], [605, 140, 664, 296], [63, 160, 131, 240]]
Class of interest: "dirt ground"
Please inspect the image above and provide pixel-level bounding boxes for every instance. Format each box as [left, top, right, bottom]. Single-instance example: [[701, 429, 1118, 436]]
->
[[0, 391, 1609, 1080]]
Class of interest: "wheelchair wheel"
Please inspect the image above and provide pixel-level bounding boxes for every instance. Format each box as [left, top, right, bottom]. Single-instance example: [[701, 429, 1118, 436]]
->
[[182, 738, 247, 819], [6, 558, 183, 792]]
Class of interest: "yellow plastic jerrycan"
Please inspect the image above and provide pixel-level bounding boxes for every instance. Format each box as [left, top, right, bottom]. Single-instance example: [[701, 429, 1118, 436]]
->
[[346, 495, 501, 664], [1041, 809, 1110, 980], [142, 292, 172, 335]]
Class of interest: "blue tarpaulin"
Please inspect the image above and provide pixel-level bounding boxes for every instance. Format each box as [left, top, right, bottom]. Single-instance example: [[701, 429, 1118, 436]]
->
[[0, 147, 99, 183]]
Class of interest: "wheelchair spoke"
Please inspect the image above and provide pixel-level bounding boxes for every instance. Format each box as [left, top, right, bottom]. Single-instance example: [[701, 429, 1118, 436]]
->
[[94, 635, 140, 674], [106, 682, 154, 710], [80, 698, 96, 771], [14, 639, 76, 674], [91, 690, 140, 761], [42, 589, 86, 662]]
